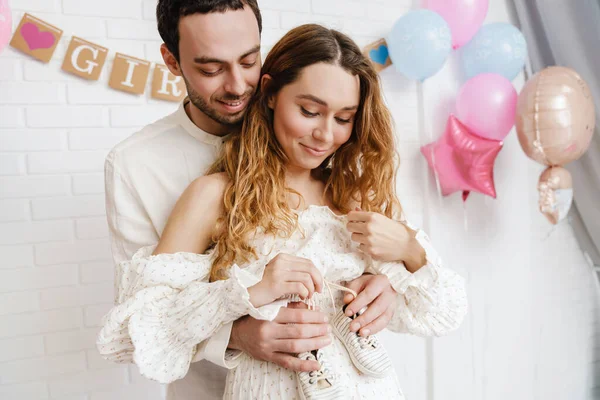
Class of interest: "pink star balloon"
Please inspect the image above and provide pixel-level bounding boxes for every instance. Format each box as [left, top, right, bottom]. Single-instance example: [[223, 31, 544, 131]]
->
[[421, 114, 503, 200]]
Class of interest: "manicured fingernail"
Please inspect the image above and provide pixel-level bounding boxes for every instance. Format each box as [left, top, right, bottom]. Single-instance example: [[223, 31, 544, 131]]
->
[[361, 329, 370, 336], [346, 309, 353, 316], [327, 325, 332, 333], [350, 322, 359, 331], [323, 316, 329, 323]]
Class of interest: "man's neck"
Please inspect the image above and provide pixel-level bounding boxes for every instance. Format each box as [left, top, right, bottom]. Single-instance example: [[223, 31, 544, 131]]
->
[[185, 101, 231, 137]]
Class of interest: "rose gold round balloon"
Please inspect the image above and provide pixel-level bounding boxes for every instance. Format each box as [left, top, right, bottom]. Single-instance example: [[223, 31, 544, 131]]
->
[[537, 166, 573, 225], [516, 66, 595, 166]]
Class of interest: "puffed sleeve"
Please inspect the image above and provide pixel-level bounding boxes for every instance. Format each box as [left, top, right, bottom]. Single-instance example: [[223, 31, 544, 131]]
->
[[372, 223, 468, 337], [97, 245, 279, 383]]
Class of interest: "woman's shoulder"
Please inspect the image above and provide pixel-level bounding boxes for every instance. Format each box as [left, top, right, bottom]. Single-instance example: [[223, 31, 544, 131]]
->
[[186, 172, 230, 204], [172, 172, 230, 222], [155, 173, 230, 255]]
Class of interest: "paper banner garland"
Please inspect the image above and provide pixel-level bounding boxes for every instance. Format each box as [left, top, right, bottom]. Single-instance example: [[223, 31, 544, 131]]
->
[[61, 36, 108, 81], [10, 13, 62, 63], [8, 13, 186, 102], [363, 38, 392, 73], [109, 53, 152, 95], [151, 64, 187, 102]]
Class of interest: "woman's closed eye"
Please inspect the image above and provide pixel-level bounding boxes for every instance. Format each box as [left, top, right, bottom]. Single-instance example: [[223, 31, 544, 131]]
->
[[300, 106, 319, 117], [301, 107, 353, 125]]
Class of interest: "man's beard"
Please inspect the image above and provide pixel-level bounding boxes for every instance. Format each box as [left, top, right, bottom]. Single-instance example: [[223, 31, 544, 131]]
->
[[183, 75, 253, 128]]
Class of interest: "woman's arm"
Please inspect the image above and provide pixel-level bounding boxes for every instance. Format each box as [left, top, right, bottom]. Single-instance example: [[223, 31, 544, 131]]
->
[[345, 211, 467, 337], [153, 172, 228, 255], [99, 173, 275, 382], [98, 174, 325, 383], [372, 226, 468, 337]]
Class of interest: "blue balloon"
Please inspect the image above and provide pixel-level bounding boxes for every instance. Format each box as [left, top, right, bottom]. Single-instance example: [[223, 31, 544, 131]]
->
[[387, 10, 452, 81], [461, 22, 528, 81]]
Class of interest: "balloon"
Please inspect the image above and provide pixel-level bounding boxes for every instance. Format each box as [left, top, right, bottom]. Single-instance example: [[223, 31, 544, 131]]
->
[[456, 73, 517, 141], [387, 10, 452, 81], [538, 166, 573, 225], [0, 0, 11, 54], [516, 66, 595, 166], [426, 0, 488, 49], [461, 22, 527, 81], [421, 115, 503, 199]]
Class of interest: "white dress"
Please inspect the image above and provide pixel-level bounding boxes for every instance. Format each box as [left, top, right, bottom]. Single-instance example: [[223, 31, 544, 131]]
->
[[97, 205, 468, 400]]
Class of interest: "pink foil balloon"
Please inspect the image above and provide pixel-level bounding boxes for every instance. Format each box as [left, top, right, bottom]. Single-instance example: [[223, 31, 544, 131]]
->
[[516, 66, 595, 166], [426, 0, 489, 49], [0, 0, 11, 54], [537, 166, 573, 225], [421, 115, 503, 199], [456, 73, 518, 141]]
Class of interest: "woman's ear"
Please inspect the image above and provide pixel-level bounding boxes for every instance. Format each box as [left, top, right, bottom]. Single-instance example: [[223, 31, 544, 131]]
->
[[261, 74, 275, 109]]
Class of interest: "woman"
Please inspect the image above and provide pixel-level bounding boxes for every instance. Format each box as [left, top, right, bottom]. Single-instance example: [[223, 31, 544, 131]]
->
[[98, 24, 467, 399]]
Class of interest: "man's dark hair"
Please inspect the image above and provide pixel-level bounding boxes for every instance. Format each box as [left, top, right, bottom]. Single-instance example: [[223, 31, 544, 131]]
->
[[157, 0, 262, 62]]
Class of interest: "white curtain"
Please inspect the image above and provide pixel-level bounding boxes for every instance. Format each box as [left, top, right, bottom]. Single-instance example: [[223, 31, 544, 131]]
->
[[510, 0, 600, 269]]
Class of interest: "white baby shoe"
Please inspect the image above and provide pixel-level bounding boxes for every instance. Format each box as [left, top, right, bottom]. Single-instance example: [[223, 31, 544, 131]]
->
[[296, 349, 346, 400], [331, 304, 392, 378]]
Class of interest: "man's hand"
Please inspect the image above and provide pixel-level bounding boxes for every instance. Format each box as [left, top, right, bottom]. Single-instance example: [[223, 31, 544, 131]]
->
[[229, 302, 331, 372], [343, 274, 397, 337]]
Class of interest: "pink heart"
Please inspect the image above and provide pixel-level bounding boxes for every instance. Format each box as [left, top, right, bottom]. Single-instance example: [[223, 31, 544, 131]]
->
[[21, 22, 55, 51]]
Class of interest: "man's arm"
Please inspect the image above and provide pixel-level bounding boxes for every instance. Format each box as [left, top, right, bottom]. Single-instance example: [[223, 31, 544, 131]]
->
[[105, 151, 158, 271], [228, 304, 331, 373], [105, 153, 234, 368]]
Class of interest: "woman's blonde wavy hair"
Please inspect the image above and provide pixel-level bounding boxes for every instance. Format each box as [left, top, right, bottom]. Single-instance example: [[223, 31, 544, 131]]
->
[[207, 24, 401, 281]]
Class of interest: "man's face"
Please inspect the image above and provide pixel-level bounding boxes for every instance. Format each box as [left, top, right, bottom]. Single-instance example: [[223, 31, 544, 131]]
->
[[166, 6, 261, 131]]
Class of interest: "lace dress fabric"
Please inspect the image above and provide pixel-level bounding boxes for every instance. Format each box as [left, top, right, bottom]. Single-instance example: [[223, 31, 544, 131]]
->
[[97, 205, 468, 399]]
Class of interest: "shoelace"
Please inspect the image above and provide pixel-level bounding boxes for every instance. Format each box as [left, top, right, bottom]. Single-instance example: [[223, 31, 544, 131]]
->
[[305, 280, 357, 313], [308, 279, 354, 313], [302, 350, 334, 385], [305, 280, 378, 349], [357, 334, 380, 349]]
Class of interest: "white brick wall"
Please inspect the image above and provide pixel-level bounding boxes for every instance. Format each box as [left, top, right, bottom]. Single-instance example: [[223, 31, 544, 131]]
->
[[0, 199, 29, 222], [0, 336, 45, 362], [0, 106, 25, 127], [0, 59, 22, 80], [1, 130, 66, 151], [1, 1, 597, 399], [0, 154, 26, 175], [62, 0, 142, 19]]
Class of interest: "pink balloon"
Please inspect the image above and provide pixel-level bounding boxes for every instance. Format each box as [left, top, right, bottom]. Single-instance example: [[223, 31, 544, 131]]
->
[[421, 115, 503, 199], [456, 73, 517, 141], [0, 0, 11, 54], [426, 0, 488, 49]]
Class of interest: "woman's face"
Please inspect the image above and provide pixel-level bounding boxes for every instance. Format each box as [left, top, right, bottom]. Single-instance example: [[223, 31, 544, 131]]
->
[[267, 62, 360, 172]]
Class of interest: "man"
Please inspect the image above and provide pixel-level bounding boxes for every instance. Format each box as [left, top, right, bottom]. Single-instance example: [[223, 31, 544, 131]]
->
[[105, 1, 399, 399]]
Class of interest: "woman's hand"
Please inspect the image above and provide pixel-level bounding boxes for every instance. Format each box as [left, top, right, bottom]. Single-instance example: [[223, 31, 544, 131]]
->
[[247, 253, 324, 308], [347, 209, 426, 272], [343, 273, 397, 337]]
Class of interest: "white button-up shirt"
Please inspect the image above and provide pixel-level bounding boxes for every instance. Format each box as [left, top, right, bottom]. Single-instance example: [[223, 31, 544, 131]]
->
[[104, 99, 235, 400]]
